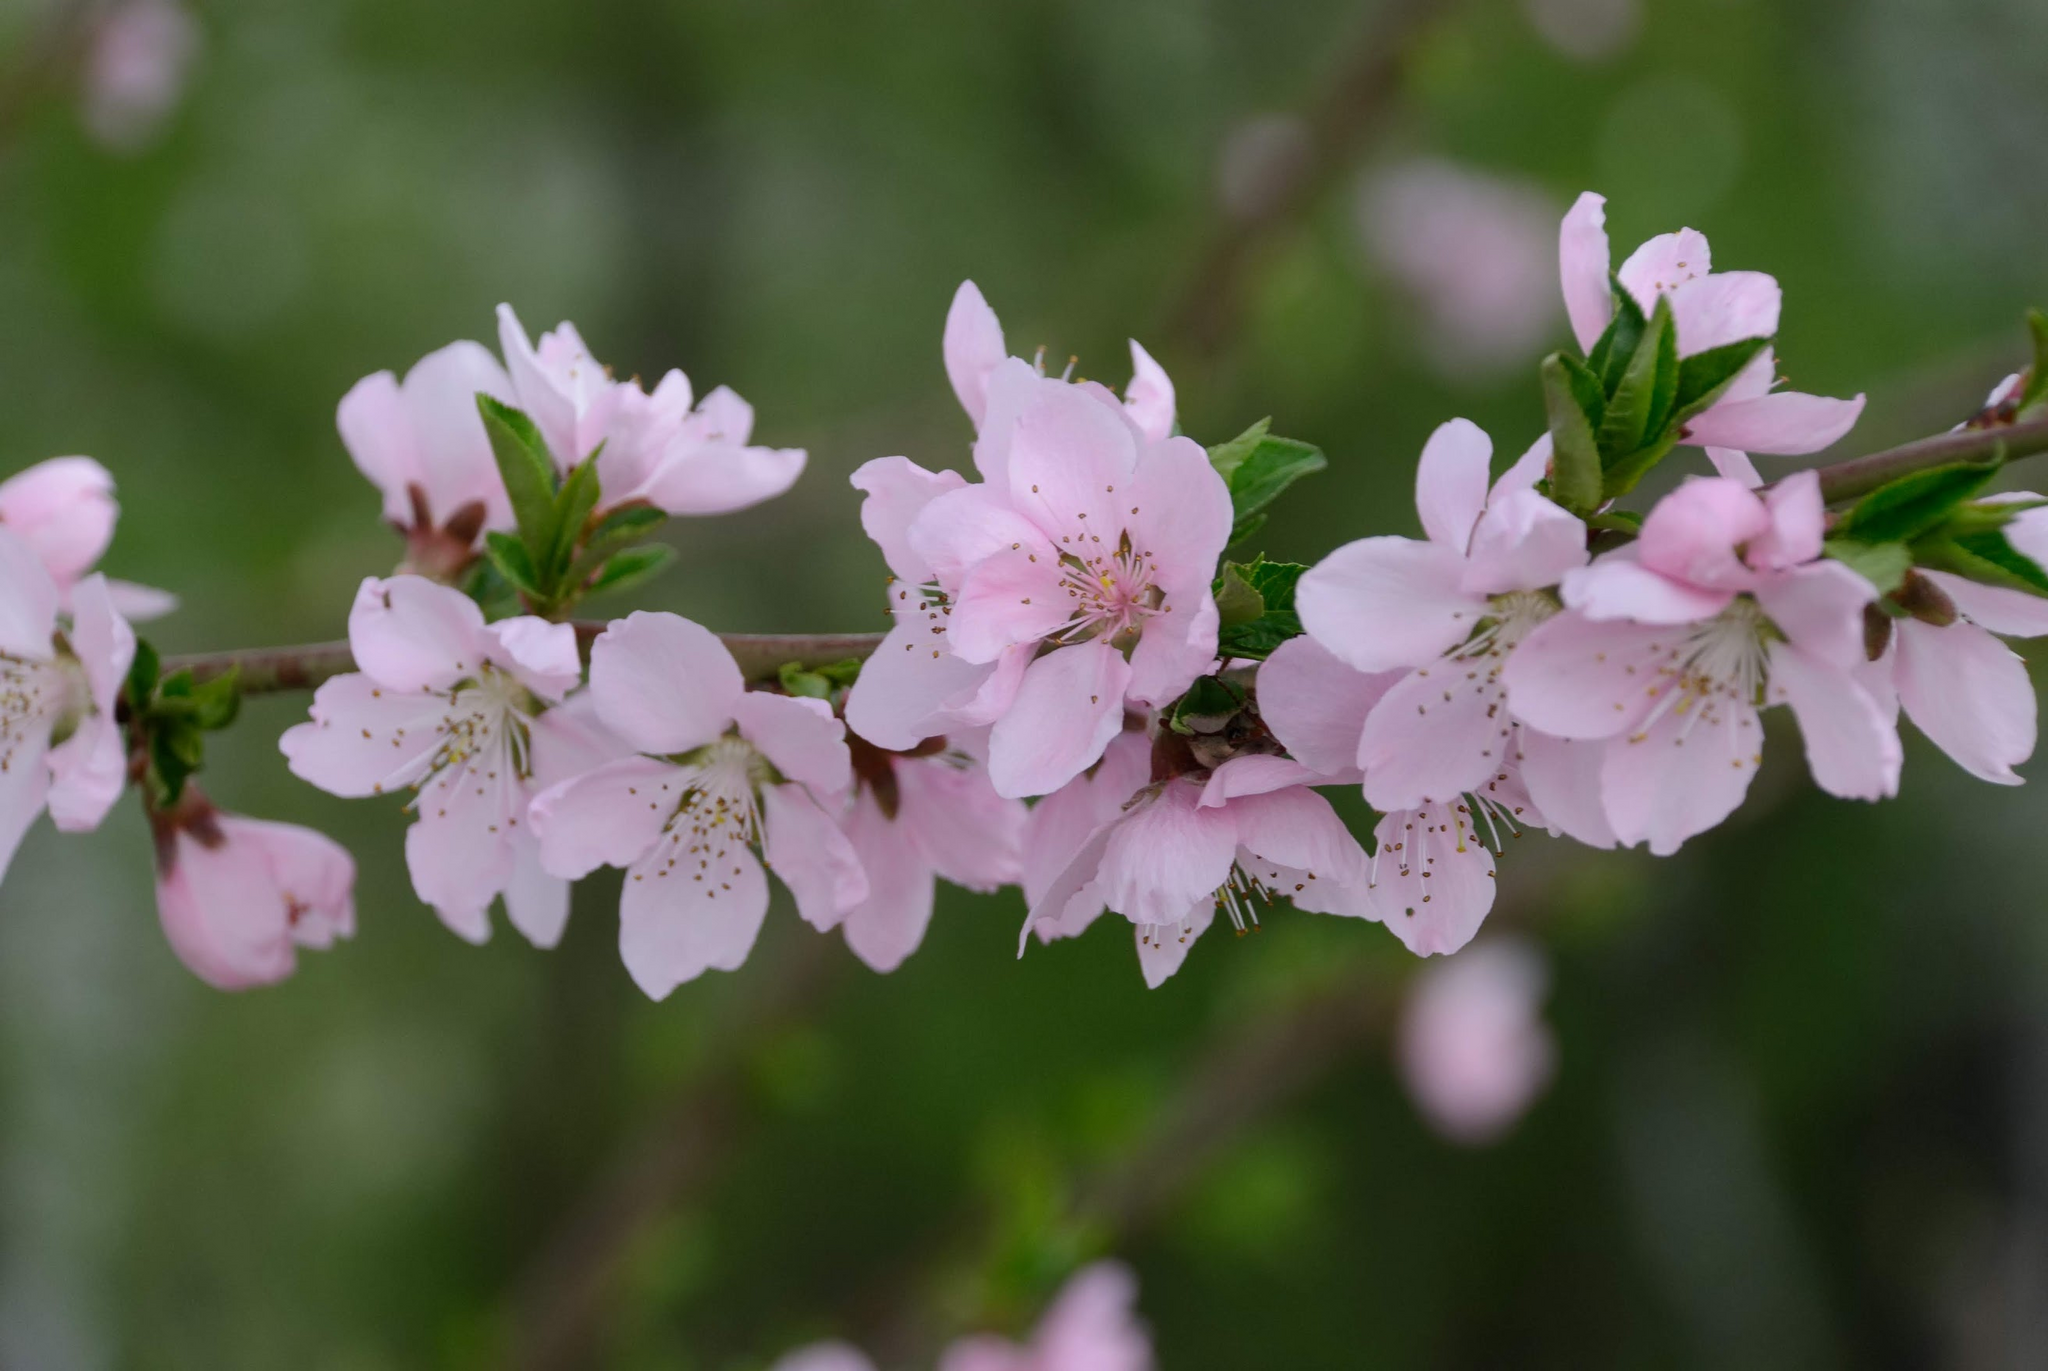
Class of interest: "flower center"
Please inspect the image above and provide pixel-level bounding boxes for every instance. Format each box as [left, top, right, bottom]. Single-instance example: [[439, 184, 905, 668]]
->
[[1052, 532, 1166, 651], [0, 648, 86, 774], [1369, 799, 1488, 916], [636, 736, 776, 893], [1630, 597, 1773, 744], [403, 665, 537, 808]]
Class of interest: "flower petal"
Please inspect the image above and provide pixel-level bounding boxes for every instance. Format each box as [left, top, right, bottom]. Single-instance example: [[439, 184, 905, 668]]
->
[[843, 611, 997, 752], [1514, 728, 1617, 848], [1197, 754, 1324, 807], [529, 756, 681, 880], [943, 280, 1006, 430], [1296, 537, 1480, 673], [1006, 383, 1141, 545], [485, 617, 583, 702], [279, 674, 447, 798], [948, 550, 1071, 663], [1462, 489, 1587, 596], [1746, 468, 1824, 571], [1893, 619, 2033, 784], [1126, 588, 1218, 709], [619, 840, 770, 1000], [896, 754, 1026, 891], [1558, 192, 1613, 354], [0, 456, 117, 585], [1359, 663, 1514, 809], [1634, 477, 1770, 591], [906, 483, 1055, 591], [1925, 570, 2048, 638], [763, 781, 868, 931], [1136, 903, 1214, 988], [406, 754, 523, 943], [1752, 559, 1875, 671], [1491, 433, 1552, 503], [1766, 642, 1901, 800], [1367, 802, 1497, 956], [986, 641, 1133, 799], [641, 434, 806, 518], [1099, 781, 1236, 928], [1232, 784, 1370, 893], [1502, 610, 1679, 739], [836, 790, 937, 973], [1255, 635, 1399, 779], [348, 575, 488, 694], [589, 612, 744, 755], [1616, 227, 1712, 310], [1665, 270, 1779, 357], [403, 340, 516, 529], [1703, 447, 1763, 487], [851, 456, 968, 583], [44, 712, 126, 833], [65, 574, 135, 715], [1684, 391, 1866, 456], [1415, 418, 1492, 553], [503, 839, 572, 948], [0, 526, 59, 659], [732, 691, 853, 796], [1126, 435, 1234, 593], [1562, 557, 1732, 624], [1123, 339, 1175, 441], [1600, 694, 1760, 855]]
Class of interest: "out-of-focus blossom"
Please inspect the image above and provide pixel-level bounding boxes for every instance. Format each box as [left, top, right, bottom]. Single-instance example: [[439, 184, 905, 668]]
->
[[279, 576, 622, 946], [0, 456, 175, 620], [528, 613, 866, 999], [495, 304, 805, 517], [337, 341, 517, 578], [1296, 419, 1589, 813], [1358, 161, 1562, 377], [1398, 936, 1557, 1145], [152, 789, 354, 990], [1216, 114, 1312, 223], [1560, 192, 1865, 487], [80, 0, 200, 152], [1026, 749, 1371, 987], [1505, 472, 1900, 854], [845, 374, 1229, 799], [1521, 0, 1640, 62], [0, 537, 134, 884], [772, 1262, 1153, 1371], [836, 728, 1026, 973]]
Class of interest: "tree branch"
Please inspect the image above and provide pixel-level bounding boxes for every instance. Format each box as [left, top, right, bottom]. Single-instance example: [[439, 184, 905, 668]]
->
[[1809, 414, 2048, 504], [159, 630, 888, 695]]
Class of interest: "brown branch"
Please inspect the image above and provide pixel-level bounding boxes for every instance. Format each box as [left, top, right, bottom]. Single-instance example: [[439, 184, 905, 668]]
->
[[1809, 414, 2048, 505], [159, 629, 888, 695], [0, 1, 106, 152], [1163, 0, 1452, 357]]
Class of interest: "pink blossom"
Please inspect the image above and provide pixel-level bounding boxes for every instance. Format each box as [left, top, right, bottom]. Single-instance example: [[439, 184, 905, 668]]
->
[[1020, 727, 1151, 945], [1255, 634, 1563, 958], [153, 793, 354, 990], [0, 456, 174, 620], [835, 729, 1026, 973], [0, 534, 134, 885], [943, 280, 1175, 446], [80, 0, 199, 153], [279, 576, 624, 946], [1025, 746, 1370, 988], [1296, 418, 1589, 816], [1503, 471, 1901, 854], [1559, 192, 1865, 487], [527, 613, 866, 999], [495, 305, 805, 517], [1397, 936, 1557, 1146], [338, 340, 518, 571], [844, 374, 1231, 799], [938, 1262, 1153, 1371]]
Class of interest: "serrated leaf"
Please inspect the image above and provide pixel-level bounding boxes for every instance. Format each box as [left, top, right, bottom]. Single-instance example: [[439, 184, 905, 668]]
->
[[2021, 308, 2048, 417], [483, 530, 541, 595], [1210, 558, 1307, 661], [126, 638, 160, 706], [1597, 294, 1676, 461], [1541, 353, 1603, 516], [547, 455, 603, 586], [588, 544, 677, 595], [1823, 538, 1912, 594], [478, 395, 559, 561], [1672, 336, 1771, 423], [1168, 675, 1245, 736], [1212, 564, 1264, 627], [1224, 434, 1326, 526], [1207, 418, 1271, 482], [1834, 462, 1999, 544]]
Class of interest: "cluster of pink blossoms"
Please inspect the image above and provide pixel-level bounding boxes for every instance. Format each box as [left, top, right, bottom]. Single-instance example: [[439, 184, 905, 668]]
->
[[5, 188, 2048, 1030]]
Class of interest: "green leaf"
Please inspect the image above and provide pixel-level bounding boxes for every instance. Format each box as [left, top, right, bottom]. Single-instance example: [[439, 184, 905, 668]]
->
[[1599, 431, 1681, 503], [1207, 418, 1271, 483], [126, 638, 160, 707], [1823, 538, 1912, 594], [1222, 434, 1326, 527], [566, 503, 670, 590], [547, 455, 604, 585], [1225, 511, 1267, 551], [1834, 462, 1999, 544], [1672, 336, 1771, 423], [1211, 558, 1306, 661], [1596, 294, 1677, 462], [483, 530, 542, 596], [1588, 276, 1647, 391], [1168, 674, 1245, 736], [1541, 353, 1603, 516], [1585, 509, 1643, 535], [2021, 308, 2048, 417], [1212, 564, 1264, 627], [149, 719, 205, 805], [478, 395, 559, 560], [777, 663, 834, 699], [187, 669, 241, 732], [1916, 530, 2048, 597], [588, 544, 677, 595]]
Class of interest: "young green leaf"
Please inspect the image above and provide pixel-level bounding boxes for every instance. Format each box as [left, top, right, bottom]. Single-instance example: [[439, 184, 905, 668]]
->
[[1223, 434, 1326, 526], [1588, 276, 1647, 390], [1211, 558, 1307, 661], [777, 663, 834, 699], [483, 530, 542, 596], [589, 544, 677, 595], [1672, 336, 1771, 423], [1822, 538, 1912, 595], [125, 638, 161, 708], [1597, 294, 1677, 461], [1207, 417, 1272, 483], [1168, 674, 1246, 736], [187, 669, 241, 732], [1541, 353, 1603, 516], [1834, 462, 1999, 545], [2020, 307, 2048, 417], [1916, 530, 2048, 597], [546, 456, 603, 584], [1212, 564, 1265, 628], [478, 395, 559, 559]]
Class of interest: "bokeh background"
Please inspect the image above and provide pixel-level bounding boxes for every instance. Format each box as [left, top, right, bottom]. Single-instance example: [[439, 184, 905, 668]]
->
[[4, 0, 2048, 1365]]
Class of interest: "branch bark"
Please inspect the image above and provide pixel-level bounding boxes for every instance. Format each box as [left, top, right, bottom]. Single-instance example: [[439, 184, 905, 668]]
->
[[1809, 414, 2048, 504]]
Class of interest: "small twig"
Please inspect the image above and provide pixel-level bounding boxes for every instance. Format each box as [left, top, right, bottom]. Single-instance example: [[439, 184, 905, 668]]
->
[[1806, 414, 2048, 505], [158, 630, 888, 696]]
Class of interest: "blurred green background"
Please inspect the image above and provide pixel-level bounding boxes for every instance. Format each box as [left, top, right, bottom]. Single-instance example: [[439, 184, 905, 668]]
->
[[4, 0, 2048, 1366]]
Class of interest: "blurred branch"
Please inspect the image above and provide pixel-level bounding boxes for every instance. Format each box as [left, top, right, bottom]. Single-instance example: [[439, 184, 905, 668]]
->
[[1163, 0, 1451, 358], [506, 934, 841, 1371], [0, 0, 103, 149], [158, 629, 888, 694]]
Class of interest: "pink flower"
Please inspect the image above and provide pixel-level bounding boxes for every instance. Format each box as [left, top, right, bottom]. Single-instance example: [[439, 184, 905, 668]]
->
[[0, 534, 134, 885], [1025, 747, 1371, 987], [1503, 471, 1901, 854], [1255, 634, 1563, 958], [0, 456, 175, 620], [338, 340, 518, 571], [1295, 418, 1588, 814], [937, 1262, 1153, 1371], [1020, 727, 1152, 944], [279, 576, 623, 946], [844, 376, 1231, 799], [152, 792, 354, 990], [1559, 192, 1866, 487], [80, 0, 199, 153], [527, 613, 867, 999], [1397, 936, 1557, 1146], [943, 280, 1176, 445], [835, 729, 1026, 973], [495, 305, 805, 517]]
